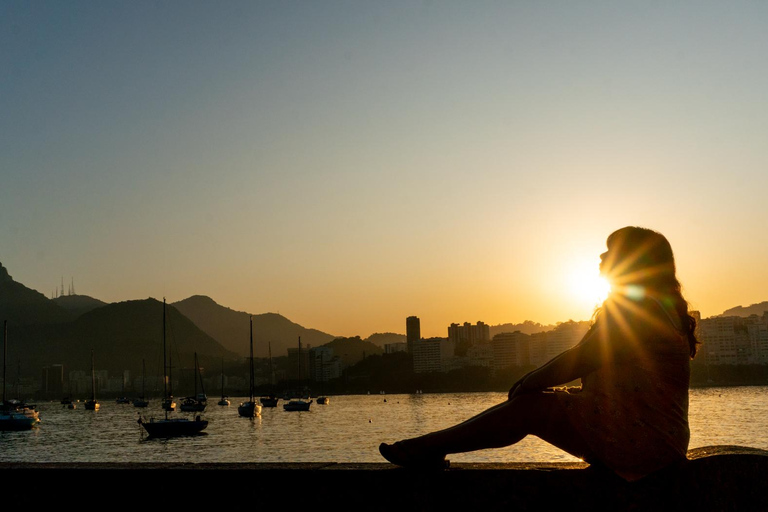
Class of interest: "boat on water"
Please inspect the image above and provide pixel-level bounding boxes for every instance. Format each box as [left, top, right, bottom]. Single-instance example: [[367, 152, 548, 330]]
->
[[283, 399, 312, 412], [0, 321, 40, 430], [260, 395, 278, 407], [162, 344, 176, 411], [316, 350, 330, 406], [238, 316, 262, 418], [0, 321, 40, 431], [260, 342, 278, 407], [218, 359, 230, 406], [180, 353, 207, 412], [133, 359, 149, 408], [84, 350, 100, 411], [139, 299, 207, 438]]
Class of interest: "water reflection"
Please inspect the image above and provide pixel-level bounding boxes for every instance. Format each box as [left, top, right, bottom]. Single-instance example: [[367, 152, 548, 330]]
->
[[1, 387, 766, 463]]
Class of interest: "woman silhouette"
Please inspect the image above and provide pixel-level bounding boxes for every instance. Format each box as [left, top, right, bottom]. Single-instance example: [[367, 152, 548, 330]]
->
[[380, 226, 698, 481]]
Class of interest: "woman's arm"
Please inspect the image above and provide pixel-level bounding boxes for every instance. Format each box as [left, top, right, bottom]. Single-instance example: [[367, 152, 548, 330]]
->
[[508, 325, 606, 400]]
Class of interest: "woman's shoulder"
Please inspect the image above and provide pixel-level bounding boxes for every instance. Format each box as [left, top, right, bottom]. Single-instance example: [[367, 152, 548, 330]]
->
[[598, 293, 685, 342]]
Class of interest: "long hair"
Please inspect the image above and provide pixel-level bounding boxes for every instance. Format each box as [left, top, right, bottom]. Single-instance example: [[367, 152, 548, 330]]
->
[[601, 226, 699, 358]]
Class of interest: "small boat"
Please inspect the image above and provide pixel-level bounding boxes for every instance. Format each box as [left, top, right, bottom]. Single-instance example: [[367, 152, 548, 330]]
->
[[0, 322, 41, 431], [260, 342, 279, 407], [84, 350, 100, 411], [260, 395, 278, 408], [238, 316, 261, 418], [179, 353, 207, 412], [138, 415, 208, 438], [283, 399, 312, 412], [162, 397, 176, 411], [133, 359, 149, 408], [139, 299, 207, 438], [0, 400, 40, 431], [316, 351, 329, 405], [116, 396, 130, 404], [217, 359, 230, 406], [162, 346, 176, 411]]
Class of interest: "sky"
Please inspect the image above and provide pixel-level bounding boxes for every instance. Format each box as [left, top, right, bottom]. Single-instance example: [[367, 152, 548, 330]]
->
[[2, 1, 768, 338]]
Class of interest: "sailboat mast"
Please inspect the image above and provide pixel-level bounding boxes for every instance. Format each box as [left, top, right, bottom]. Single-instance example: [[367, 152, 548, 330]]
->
[[249, 316, 254, 402], [3, 320, 7, 403], [269, 341, 274, 387], [162, 299, 167, 399], [194, 353, 198, 397], [90, 350, 96, 401]]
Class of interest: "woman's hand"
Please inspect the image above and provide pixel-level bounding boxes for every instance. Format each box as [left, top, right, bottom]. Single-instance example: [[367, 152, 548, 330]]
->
[[508, 373, 531, 401]]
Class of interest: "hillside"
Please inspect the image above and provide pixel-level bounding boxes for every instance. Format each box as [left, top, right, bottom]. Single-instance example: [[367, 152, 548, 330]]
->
[[6, 297, 236, 378], [322, 336, 383, 366], [173, 295, 336, 358], [52, 294, 107, 318], [490, 320, 555, 338], [364, 332, 406, 348], [720, 302, 768, 318], [0, 262, 73, 325]]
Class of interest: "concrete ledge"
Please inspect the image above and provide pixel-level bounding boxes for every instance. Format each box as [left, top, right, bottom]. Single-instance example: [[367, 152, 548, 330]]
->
[[3, 446, 765, 511]]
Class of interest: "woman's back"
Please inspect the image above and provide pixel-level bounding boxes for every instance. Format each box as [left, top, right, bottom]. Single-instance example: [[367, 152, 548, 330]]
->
[[571, 296, 691, 480]]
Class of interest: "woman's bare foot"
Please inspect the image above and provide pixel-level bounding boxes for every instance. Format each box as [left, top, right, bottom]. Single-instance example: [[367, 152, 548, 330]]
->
[[379, 441, 450, 469]]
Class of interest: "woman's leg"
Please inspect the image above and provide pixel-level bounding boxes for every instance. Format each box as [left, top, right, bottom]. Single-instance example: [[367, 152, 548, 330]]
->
[[383, 392, 594, 463]]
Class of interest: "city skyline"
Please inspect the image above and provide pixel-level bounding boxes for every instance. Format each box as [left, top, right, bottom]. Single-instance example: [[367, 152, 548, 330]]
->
[[3, 2, 768, 338]]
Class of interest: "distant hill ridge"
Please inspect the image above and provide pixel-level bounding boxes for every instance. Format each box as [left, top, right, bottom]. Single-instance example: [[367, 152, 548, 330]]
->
[[52, 294, 107, 318], [0, 261, 72, 325], [720, 302, 768, 318], [172, 295, 336, 358]]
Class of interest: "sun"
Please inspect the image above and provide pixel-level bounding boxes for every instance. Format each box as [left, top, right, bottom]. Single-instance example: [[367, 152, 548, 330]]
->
[[567, 263, 611, 308]]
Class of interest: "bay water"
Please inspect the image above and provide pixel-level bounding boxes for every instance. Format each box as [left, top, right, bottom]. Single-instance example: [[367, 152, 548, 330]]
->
[[1, 386, 765, 463]]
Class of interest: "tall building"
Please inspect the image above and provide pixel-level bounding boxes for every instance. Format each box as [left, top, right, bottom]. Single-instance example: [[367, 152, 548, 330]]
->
[[545, 321, 588, 360], [413, 337, 454, 373], [406, 316, 421, 353], [448, 321, 490, 345], [491, 332, 531, 371]]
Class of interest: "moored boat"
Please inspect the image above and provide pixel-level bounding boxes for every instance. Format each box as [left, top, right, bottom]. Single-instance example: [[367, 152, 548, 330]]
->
[[238, 316, 261, 418], [139, 299, 207, 438], [1, 321, 40, 430], [84, 350, 100, 411], [133, 359, 149, 408], [283, 399, 312, 412]]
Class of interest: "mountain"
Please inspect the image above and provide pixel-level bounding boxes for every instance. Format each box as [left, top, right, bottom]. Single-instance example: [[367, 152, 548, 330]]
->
[[322, 336, 383, 366], [364, 332, 406, 348], [720, 302, 768, 318], [0, 262, 73, 325], [172, 295, 336, 358], [9, 298, 237, 377], [490, 320, 555, 338], [52, 294, 107, 318]]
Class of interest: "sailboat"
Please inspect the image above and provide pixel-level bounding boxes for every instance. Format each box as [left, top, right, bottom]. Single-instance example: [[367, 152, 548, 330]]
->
[[138, 298, 207, 438], [0, 321, 40, 430], [283, 336, 311, 412], [116, 372, 130, 404], [84, 350, 100, 411], [316, 350, 330, 405], [238, 316, 262, 418], [162, 333, 176, 412], [133, 359, 149, 408], [217, 359, 230, 406], [180, 352, 207, 412], [260, 342, 278, 407]]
